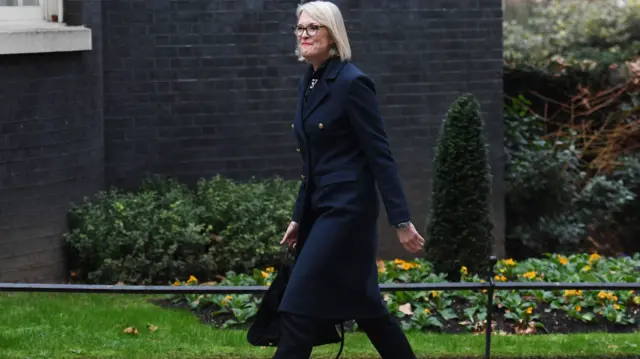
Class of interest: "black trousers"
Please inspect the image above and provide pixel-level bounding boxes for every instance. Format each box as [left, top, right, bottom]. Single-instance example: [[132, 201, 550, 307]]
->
[[272, 312, 417, 359]]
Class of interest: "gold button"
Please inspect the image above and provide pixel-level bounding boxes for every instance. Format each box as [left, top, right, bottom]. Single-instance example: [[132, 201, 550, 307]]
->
[[318, 123, 324, 129], [291, 123, 294, 129], [296, 148, 300, 152]]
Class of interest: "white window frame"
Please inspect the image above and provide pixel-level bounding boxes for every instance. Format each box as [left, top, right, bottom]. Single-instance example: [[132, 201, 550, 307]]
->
[[0, 0, 91, 56], [0, 0, 63, 23]]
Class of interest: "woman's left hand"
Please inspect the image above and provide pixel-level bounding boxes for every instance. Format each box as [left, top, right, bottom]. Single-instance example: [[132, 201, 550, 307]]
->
[[396, 223, 425, 253]]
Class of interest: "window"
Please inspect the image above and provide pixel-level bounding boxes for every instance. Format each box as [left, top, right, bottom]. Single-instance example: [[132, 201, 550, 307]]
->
[[0, 0, 92, 56], [0, 0, 62, 23]]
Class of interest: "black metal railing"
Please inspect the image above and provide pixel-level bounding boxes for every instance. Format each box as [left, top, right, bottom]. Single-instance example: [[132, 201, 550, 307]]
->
[[2, 256, 639, 359]]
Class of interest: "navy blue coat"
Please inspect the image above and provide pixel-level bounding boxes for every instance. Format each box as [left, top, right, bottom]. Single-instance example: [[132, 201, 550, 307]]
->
[[278, 58, 411, 321]]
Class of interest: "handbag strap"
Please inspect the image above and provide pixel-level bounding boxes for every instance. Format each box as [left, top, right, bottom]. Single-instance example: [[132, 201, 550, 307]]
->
[[280, 244, 296, 266]]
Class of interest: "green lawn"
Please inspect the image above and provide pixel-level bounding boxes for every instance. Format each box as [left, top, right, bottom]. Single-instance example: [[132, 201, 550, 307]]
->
[[0, 292, 639, 359]]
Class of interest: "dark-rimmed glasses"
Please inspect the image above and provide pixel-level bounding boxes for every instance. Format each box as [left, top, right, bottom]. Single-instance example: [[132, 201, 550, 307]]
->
[[292, 24, 325, 37]]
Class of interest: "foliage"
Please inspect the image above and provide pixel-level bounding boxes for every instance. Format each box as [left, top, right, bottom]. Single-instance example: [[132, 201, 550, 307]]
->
[[169, 253, 640, 334], [502, 0, 640, 254], [196, 175, 298, 276], [64, 178, 214, 285], [504, 91, 640, 256], [504, 0, 640, 74], [425, 94, 494, 279], [64, 175, 298, 285]]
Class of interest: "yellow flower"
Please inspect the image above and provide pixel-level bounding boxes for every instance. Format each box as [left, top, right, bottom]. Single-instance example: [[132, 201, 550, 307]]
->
[[430, 291, 440, 298], [265, 267, 275, 273], [557, 255, 568, 265], [494, 275, 507, 282], [186, 275, 198, 284], [172, 280, 181, 286], [589, 253, 601, 262], [503, 258, 516, 266], [525, 307, 533, 315], [582, 265, 591, 272], [460, 266, 468, 275], [564, 289, 583, 297], [266, 281, 271, 286], [597, 291, 617, 302], [614, 304, 621, 310], [424, 308, 431, 314], [522, 271, 536, 280], [575, 305, 581, 312], [261, 271, 269, 279]]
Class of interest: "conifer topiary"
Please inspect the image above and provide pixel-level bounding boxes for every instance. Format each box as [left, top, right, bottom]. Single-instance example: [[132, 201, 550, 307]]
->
[[425, 93, 494, 280]]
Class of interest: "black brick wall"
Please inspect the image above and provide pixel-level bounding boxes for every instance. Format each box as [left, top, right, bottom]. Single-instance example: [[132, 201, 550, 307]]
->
[[0, 0, 104, 282], [102, 0, 505, 259]]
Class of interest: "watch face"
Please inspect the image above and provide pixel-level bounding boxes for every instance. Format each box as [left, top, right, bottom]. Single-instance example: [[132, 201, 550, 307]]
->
[[396, 222, 410, 229]]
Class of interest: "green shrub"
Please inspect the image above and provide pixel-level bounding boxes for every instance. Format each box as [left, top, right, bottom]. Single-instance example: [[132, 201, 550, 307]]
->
[[504, 0, 640, 71], [196, 175, 298, 275], [425, 94, 494, 280], [64, 178, 214, 285], [64, 175, 299, 284], [504, 96, 640, 256]]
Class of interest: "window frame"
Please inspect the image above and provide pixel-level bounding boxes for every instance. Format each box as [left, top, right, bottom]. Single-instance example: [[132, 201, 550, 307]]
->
[[0, 0, 62, 23]]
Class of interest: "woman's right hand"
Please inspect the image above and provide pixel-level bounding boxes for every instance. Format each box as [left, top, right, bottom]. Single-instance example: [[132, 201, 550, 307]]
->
[[280, 221, 300, 246]]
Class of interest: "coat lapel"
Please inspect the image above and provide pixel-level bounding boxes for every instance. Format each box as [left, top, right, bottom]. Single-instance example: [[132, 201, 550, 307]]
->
[[302, 58, 346, 121], [293, 67, 312, 141]]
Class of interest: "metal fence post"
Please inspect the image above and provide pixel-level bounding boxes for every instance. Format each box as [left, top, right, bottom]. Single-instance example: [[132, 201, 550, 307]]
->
[[484, 255, 497, 359]]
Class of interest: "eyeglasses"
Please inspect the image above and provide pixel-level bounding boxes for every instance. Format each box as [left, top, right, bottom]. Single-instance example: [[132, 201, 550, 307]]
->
[[292, 24, 325, 37]]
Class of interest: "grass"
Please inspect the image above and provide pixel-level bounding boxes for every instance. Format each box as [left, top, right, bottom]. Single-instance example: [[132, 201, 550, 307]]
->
[[1, 293, 639, 359]]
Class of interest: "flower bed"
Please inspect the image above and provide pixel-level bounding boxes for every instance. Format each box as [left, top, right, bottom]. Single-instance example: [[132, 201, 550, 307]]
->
[[157, 253, 640, 335]]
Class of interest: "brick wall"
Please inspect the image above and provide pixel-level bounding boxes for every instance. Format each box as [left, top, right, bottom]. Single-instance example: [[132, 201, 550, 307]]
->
[[0, 0, 104, 282], [102, 0, 505, 259]]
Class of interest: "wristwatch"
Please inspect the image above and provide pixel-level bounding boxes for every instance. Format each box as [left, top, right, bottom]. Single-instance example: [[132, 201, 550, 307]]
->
[[394, 221, 412, 231]]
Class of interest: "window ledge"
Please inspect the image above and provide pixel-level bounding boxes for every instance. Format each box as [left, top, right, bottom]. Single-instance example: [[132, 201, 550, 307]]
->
[[0, 21, 92, 55]]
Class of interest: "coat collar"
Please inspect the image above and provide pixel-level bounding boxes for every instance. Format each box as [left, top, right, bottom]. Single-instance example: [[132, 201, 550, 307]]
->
[[299, 57, 346, 121]]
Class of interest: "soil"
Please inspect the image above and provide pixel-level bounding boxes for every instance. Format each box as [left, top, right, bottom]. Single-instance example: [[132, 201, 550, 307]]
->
[[149, 296, 640, 335]]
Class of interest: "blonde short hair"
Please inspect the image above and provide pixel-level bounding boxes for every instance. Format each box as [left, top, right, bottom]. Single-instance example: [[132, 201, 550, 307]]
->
[[295, 1, 352, 62]]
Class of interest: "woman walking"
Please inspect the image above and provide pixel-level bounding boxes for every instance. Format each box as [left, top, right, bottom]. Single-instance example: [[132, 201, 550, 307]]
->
[[275, 1, 425, 358]]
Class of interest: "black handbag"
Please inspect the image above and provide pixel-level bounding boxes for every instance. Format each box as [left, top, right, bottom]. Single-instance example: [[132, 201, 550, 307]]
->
[[247, 245, 345, 358]]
